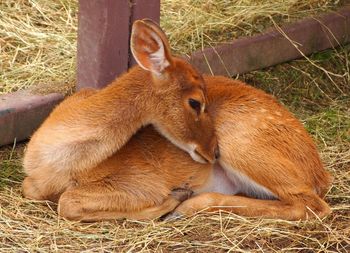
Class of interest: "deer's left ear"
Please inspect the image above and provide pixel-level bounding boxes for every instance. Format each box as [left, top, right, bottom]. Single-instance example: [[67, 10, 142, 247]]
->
[[130, 19, 174, 76]]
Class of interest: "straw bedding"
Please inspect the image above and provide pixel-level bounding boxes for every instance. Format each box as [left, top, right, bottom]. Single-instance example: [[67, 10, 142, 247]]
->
[[0, 0, 349, 252]]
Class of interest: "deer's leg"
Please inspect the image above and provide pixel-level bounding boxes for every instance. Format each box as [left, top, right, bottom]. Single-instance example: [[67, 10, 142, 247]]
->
[[22, 89, 98, 202], [57, 182, 192, 221], [168, 192, 330, 220], [22, 171, 72, 203], [22, 177, 45, 200], [59, 196, 180, 222]]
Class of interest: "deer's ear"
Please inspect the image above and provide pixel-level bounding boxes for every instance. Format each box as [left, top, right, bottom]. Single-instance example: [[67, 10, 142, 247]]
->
[[131, 19, 173, 76]]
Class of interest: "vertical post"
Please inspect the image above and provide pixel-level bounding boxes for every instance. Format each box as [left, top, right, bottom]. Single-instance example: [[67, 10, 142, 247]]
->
[[77, 0, 160, 90], [77, 0, 131, 89], [129, 0, 161, 67]]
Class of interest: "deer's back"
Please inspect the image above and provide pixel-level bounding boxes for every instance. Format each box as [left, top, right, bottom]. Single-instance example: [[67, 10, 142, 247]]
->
[[204, 76, 331, 197]]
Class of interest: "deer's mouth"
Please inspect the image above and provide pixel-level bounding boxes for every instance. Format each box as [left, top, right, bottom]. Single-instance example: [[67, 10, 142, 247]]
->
[[189, 148, 211, 164]]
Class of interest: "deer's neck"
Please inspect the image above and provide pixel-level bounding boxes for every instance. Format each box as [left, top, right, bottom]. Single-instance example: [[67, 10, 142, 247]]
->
[[80, 66, 156, 150]]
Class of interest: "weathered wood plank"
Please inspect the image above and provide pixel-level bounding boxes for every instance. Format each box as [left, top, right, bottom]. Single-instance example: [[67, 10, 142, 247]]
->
[[77, 0, 131, 89], [188, 6, 350, 76], [0, 91, 63, 146]]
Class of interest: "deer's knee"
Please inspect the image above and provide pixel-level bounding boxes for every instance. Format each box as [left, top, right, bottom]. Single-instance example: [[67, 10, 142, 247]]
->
[[305, 196, 331, 219], [317, 202, 331, 218], [22, 177, 45, 200], [57, 192, 84, 221], [285, 193, 331, 220]]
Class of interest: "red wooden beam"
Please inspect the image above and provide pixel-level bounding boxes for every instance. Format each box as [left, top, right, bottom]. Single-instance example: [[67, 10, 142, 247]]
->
[[0, 91, 63, 146], [188, 6, 350, 76]]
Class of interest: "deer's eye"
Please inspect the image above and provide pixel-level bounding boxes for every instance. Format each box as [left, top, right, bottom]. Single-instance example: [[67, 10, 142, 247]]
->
[[189, 98, 201, 114]]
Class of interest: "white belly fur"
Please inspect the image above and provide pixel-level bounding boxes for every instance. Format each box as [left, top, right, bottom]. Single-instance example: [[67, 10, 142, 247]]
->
[[195, 162, 276, 200], [195, 163, 239, 195]]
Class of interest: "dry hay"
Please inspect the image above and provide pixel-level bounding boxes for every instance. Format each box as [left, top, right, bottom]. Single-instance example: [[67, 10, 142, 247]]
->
[[0, 0, 77, 95], [161, 0, 343, 54], [0, 0, 349, 252], [0, 0, 344, 94]]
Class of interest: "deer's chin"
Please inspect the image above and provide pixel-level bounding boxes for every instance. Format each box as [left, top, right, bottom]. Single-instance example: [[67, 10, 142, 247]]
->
[[189, 148, 208, 164], [153, 124, 209, 163]]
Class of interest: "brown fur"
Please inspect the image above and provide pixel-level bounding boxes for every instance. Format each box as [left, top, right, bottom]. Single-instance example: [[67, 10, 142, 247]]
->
[[22, 20, 332, 221]]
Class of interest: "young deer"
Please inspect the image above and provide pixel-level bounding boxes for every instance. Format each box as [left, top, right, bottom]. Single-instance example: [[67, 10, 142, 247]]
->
[[22, 19, 218, 203], [23, 20, 332, 221], [53, 77, 331, 221]]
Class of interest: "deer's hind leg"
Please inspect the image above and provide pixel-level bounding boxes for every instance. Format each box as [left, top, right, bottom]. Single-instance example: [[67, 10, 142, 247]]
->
[[22, 89, 99, 202], [167, 191, 330, 220], [57, 180, 192, 221], [22, 169, 74, 203]]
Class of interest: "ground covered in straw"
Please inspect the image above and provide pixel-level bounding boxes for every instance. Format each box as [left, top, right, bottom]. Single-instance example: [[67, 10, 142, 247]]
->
[[1, 0, 349, 252]]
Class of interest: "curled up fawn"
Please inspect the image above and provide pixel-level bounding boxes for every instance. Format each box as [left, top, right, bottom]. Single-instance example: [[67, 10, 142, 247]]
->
[[22, 19, 332, 221]]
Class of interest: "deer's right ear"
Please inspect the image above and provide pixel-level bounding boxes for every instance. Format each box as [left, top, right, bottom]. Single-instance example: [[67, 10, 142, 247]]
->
[[131, 20, 173, 76]]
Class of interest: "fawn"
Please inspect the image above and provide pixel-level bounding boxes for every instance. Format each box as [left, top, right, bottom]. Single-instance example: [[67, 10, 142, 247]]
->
[[22, 19, 218, 202], [23, 19, 332, 221]]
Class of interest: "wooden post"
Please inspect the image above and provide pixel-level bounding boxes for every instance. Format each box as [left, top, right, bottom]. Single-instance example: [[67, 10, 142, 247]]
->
[[77, 0, 160, 90], [129, 0, 161, 67]]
